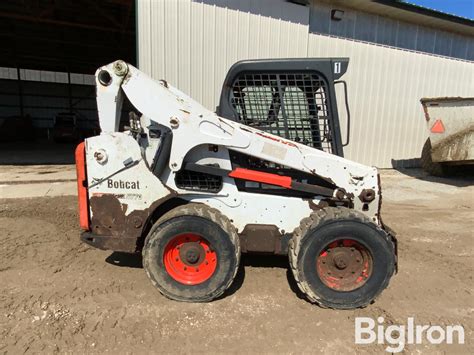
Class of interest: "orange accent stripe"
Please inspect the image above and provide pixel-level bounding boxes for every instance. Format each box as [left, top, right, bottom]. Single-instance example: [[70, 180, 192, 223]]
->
[[229, 168, 292, 188], [75, 142, 90, 230]]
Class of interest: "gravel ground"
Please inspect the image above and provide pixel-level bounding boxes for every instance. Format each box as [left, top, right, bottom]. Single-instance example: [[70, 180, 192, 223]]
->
[[0, 169, 472, 354]]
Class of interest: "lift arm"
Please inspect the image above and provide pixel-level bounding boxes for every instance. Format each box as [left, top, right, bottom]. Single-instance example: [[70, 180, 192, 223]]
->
[[95, 61, 379, 212]]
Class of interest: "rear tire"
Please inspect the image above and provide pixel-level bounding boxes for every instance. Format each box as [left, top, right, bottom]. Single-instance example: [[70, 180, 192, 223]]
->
[[421, 138, 447, 176], [289, 207, 395, 309], [142, 204, 240, 302]]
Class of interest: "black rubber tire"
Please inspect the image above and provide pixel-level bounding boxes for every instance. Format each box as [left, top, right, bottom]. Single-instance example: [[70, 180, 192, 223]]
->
[[142, 203, 240, 302], [289, 207, 396, 309], [420, 138, 446, 176]]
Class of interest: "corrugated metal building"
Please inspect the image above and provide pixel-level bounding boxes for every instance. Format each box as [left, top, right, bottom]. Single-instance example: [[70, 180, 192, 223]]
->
[[137, 0, 473, 168]]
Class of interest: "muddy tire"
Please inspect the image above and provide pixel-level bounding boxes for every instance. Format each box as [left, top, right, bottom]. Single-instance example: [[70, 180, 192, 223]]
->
[[289, 207, 395, 309], [142, 203, 240, 302], [421, 138, 446, 176]]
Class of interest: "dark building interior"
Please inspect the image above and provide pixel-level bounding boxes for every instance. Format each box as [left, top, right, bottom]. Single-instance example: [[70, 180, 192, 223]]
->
[[0, 0, 136, 164]]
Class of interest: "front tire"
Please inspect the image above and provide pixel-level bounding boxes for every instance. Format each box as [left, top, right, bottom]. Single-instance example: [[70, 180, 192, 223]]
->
[[289, 207, 395, 309], [143, 204, 240, 302]]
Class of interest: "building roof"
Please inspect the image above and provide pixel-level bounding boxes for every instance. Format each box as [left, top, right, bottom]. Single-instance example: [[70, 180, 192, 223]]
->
[[377, 0, 473, 26], [314, 0, 474, 36]]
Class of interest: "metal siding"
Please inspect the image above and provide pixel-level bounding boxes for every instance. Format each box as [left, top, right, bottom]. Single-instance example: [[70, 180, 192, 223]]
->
[[309, 2, 330, 34], [434, 31, 453, 57], [396, 21, 417, 50], [468, 40, 474, 61], [333, 11, 356, 39], [137, 0, 473, 168], [376, 16, 398, 47], [416, 26, 436, 54], [309, 1, 472, 62], [190, 0, 204, 104], [353, 12, 377, 43], [450, 34, 468, 60], [307, 33, 473, 167], [139, 0, 310, 110]]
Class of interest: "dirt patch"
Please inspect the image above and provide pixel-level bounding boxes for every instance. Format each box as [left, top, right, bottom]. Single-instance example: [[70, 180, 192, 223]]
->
[[0, 174, 473, 353]]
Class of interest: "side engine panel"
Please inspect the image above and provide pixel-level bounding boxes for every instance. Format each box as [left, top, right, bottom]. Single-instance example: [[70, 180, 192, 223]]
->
[[83, 132, 174, 251]]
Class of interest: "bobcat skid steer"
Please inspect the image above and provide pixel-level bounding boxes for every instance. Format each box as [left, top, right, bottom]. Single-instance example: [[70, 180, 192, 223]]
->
[[75, 59, 397, 309]]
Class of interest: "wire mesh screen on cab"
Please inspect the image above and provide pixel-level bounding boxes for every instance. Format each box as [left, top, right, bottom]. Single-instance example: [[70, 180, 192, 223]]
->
[[230, 72, 333, 154]]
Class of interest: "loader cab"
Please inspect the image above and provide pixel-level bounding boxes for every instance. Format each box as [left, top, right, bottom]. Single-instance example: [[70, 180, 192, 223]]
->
[[175, 58, 351, 197], [215, 58, 350, 195], [217, 58, 349, 157]]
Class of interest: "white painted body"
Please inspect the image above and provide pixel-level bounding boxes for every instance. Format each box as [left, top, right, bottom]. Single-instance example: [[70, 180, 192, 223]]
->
[[86, 61, 381, 235]]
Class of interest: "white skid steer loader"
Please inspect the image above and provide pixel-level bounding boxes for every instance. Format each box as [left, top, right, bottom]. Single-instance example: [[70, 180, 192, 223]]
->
[[75, 59, 397, 309]]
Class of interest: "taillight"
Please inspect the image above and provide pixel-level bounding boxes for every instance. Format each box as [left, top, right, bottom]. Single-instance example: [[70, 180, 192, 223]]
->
[[75, 142, 90, 230]]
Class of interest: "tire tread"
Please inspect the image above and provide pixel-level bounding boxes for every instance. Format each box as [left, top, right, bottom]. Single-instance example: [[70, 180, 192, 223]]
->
[[143, 203, 240, 302], [289, 207, 395, 309], [420, 138, 446, 176]]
